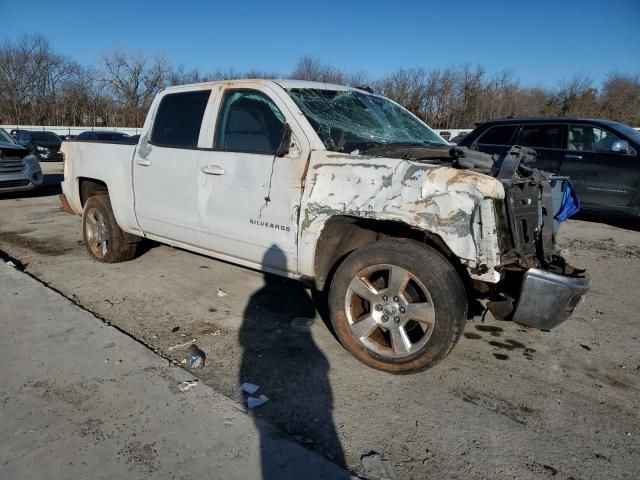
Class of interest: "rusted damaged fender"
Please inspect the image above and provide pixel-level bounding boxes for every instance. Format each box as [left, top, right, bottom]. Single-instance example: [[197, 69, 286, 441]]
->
[[299, 151, 505, 283]]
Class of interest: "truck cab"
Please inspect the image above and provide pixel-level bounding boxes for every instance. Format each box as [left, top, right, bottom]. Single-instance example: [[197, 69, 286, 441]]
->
[[60, 80, 588, 373]]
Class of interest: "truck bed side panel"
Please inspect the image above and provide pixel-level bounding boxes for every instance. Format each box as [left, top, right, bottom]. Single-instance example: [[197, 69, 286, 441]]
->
[[61, 141, 140, 234]]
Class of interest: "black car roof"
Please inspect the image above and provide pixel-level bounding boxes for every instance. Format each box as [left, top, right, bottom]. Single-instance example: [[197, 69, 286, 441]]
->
[[12, 129, 58, 133], [476, 117, 621, 127], [81, 130, 128, 134]]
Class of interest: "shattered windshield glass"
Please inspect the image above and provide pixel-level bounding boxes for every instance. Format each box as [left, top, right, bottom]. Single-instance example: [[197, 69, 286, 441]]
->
[[287, 88, 447, 153]]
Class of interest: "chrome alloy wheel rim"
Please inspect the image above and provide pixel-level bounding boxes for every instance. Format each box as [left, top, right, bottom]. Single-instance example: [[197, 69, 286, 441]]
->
[[345, 264, 435, 358], [85, 207, 109, 258]]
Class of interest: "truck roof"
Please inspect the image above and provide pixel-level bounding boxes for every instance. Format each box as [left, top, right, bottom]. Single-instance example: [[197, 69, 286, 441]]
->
[[161, 78, 366, 94]]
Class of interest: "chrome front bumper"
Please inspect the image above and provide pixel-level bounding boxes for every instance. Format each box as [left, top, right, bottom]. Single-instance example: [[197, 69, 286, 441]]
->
[[512, 268, 590, 330]]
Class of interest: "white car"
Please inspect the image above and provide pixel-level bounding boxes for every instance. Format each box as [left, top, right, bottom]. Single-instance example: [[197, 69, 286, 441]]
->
[[0, 128, 43, 193], [60, 79, 588, 373]]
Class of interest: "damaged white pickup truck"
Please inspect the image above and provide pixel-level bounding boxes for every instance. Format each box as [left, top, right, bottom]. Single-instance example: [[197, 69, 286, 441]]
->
[[60, 79, 588, 373]]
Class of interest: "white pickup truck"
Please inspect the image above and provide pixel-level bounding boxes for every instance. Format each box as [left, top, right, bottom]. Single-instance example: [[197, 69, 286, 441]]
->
[[60, 79, 588, 373]]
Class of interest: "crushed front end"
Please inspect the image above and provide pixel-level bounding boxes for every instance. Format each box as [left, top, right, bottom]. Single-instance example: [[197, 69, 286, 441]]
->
[[483, 146, 589, 330]]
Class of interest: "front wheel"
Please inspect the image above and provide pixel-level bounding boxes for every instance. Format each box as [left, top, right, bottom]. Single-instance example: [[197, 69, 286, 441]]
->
[[329, 239, 467, 373], [82, 195, 140, 263]]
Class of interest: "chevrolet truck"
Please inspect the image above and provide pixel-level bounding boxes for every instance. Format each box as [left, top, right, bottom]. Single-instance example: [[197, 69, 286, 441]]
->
[[60, 80, 588, 373]]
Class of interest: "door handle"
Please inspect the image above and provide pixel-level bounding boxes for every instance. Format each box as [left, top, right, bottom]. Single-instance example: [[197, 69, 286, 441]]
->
[[565, 154, 582, 160], [136, 159, 152, 166], [200, 165, 226, 175]]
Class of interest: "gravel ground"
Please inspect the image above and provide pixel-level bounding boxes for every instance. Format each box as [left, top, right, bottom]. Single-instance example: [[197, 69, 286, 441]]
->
[[0, 162, 638, 479]]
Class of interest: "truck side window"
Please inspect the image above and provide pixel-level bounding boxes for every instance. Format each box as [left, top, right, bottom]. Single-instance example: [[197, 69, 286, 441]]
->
[[518, 124, 563, 149], [477, 125, 519, 145], [151, 90, 211, 148], [568, 125, 621, 153], [215, 90, 285, 154]]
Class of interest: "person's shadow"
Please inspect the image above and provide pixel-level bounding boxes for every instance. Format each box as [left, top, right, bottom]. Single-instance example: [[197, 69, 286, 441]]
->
[[238, 244, 347, 478]]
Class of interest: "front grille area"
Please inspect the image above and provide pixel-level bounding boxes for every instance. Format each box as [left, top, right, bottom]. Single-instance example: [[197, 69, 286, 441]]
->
[[0, 158, 26, 174], [0, 179, 30, 189]]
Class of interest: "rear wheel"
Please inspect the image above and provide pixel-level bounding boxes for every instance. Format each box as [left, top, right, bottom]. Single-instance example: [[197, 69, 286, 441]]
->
[[82, 195, 140, 263], [329, 239, 467, 373]]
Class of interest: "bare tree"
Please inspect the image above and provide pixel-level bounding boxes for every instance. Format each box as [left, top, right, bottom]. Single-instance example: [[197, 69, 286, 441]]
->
[[600, 73, 640, 126], [101, 51, 170, 127], [1, 34, 639, 129]]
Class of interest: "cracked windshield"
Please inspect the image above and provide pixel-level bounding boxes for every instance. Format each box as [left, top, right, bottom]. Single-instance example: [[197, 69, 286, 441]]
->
[[288, 88, 447, 153]]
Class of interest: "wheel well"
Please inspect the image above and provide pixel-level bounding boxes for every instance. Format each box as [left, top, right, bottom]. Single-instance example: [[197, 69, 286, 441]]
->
[[313, 215, 467, 290], [79, 178, 108, 206]]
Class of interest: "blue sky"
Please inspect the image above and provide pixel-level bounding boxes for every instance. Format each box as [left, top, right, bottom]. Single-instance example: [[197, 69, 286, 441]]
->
[[1, 0, 638, 87]]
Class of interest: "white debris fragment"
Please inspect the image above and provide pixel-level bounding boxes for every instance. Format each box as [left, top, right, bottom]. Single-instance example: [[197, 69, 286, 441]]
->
[[6, 260, 16, 267], [179, 380, 198, 392], [240, 383, 260, 395], [247, 394, 269, 409], [216, 288, 230, 297], [167, 339, 196, 351], [360, 451, 397, 480]]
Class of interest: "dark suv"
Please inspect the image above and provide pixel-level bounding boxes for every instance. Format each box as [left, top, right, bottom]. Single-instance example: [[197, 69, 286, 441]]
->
[[10, 129, 63, 162], [459, 118, 640, 216]]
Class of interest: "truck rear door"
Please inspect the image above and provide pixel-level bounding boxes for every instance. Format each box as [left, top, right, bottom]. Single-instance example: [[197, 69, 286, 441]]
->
[[133, 89, 211, 245], [196, 84, 310, 273]]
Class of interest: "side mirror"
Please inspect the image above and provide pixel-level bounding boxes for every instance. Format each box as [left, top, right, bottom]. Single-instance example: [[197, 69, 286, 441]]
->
[[276, 124, 292, 157], [611, 140, 630, 154]]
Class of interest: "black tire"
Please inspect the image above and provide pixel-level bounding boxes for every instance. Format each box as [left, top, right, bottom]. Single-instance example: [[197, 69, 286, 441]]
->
[[82, 194, 140, 263], [329, 239, 467, 373]]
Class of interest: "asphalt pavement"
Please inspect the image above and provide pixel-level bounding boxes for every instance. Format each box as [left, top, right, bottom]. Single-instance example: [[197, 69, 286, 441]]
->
[[0, 260, 351, 480]]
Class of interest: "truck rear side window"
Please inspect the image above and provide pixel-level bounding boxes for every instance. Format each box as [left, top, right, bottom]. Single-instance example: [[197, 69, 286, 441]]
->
[[151, 90, 211, 148]]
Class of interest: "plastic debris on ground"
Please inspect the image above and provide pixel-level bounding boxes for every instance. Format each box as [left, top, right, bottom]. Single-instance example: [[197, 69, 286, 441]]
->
[[6, 260, 16, 268], [167, 338, 196, 351], [360, 451, 397, 480], [181, 344, 206, 368], [247, 394, 269, 409], [178, 380, 198, 392], [240, 382, 260, 395], [291, 316, 315, 332], [216, 288, 230, 297]]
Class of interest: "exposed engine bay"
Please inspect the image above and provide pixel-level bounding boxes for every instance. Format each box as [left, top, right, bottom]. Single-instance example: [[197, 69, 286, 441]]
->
[[364, 142, 588, 326]]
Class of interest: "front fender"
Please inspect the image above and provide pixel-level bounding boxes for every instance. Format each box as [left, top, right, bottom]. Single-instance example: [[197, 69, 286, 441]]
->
[[298, 152, 504, 282]]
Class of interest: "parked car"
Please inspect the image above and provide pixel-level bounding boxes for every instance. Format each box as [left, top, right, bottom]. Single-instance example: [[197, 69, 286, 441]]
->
[[10, 129, 63, 162], [449, 132, 468, 145], [0, 128, 43, 193], [75, 130, 136, 143], [60, 80, 588, 373], [459, 118, 640, 216]]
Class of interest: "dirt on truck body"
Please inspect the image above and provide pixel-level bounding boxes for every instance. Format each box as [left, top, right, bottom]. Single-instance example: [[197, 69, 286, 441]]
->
[[59, 79, 588, 373]]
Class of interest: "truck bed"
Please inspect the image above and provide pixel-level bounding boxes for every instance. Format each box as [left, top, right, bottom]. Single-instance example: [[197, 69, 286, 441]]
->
[[60, 140, 139, 233]]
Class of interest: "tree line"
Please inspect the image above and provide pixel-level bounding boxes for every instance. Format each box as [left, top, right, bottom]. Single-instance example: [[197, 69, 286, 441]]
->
[[1, 34, 639, 129]]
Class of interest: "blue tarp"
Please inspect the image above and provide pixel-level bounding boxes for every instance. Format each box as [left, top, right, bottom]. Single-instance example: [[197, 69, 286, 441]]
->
[[555, 181, 580, 223]]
